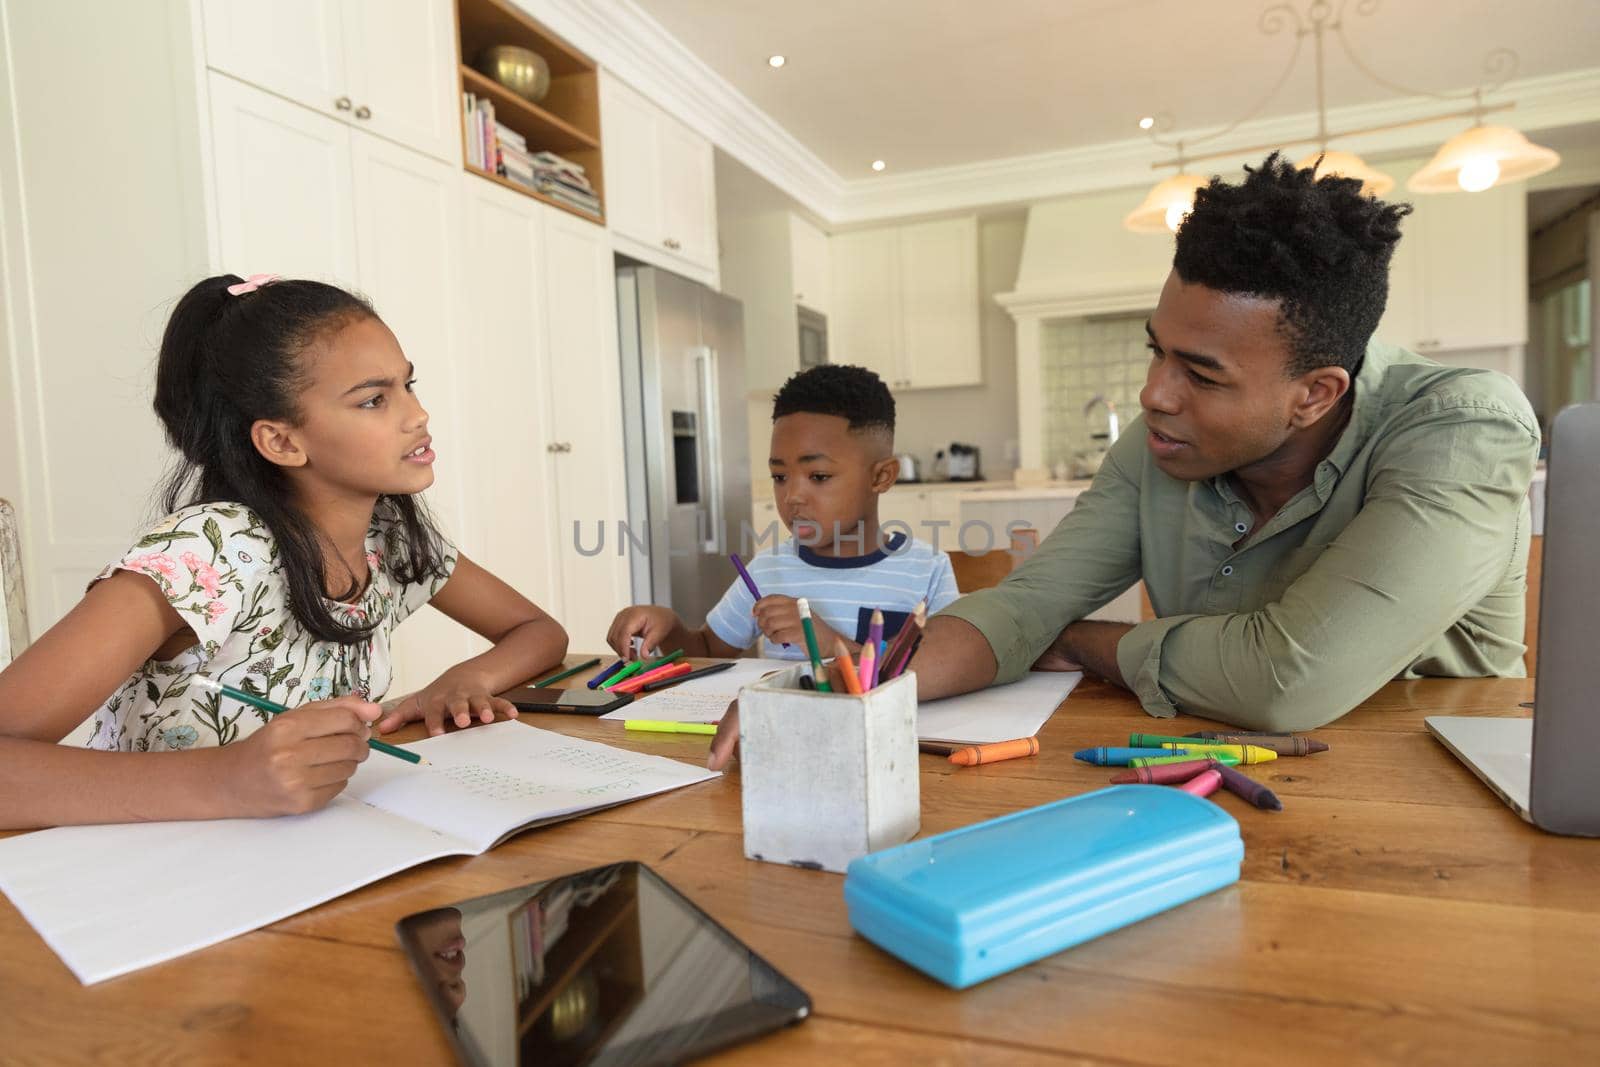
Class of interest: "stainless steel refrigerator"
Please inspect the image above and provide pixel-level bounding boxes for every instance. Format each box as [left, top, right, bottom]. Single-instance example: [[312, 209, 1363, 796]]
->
[[615, 264, 752, 625]]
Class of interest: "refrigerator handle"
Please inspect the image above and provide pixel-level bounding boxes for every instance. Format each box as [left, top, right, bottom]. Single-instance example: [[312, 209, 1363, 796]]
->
[[695, 346, 724, 555]]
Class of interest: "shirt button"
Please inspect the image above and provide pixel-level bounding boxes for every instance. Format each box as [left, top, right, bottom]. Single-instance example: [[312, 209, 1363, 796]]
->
[[1234, 522, 1248, 534], [1221, 565, 1235, 576]]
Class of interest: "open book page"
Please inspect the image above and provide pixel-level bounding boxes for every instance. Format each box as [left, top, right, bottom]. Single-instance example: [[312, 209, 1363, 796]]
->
[[598, 659, 792, 724], [348, 721, 720, 853], [0, 797, 455, 985], [916, 671, 1083, 744]]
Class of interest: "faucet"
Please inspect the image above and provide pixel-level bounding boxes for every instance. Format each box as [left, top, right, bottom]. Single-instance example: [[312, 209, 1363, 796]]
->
[[1083, 395, 1120, 445]]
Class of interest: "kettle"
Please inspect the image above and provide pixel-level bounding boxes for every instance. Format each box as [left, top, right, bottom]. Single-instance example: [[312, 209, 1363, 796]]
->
[[895, 452, 921, 482]]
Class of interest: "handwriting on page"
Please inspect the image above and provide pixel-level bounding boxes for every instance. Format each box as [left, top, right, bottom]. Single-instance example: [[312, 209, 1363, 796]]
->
[[439, 764, 550, 800], [545, 746, 643, 795]]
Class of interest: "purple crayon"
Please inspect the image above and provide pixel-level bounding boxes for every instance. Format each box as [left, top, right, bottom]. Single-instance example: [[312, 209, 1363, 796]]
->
[[1208, 759, 1284, 812]]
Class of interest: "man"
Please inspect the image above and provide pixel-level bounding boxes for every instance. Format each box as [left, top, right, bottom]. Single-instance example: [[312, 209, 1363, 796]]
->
[[710, 153, 1538, 768]]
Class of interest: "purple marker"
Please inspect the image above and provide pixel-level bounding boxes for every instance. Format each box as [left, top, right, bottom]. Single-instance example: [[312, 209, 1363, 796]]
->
[[730, 553, 789, 647]]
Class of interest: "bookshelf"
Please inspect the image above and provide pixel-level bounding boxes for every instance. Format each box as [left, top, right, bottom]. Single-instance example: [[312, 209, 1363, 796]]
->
[[454, 0, 605, 223]]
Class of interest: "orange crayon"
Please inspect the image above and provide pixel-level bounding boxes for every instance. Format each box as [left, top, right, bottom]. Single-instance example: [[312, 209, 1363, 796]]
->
[[948, 736, 1040, 767], [835, 639, 864, 695]]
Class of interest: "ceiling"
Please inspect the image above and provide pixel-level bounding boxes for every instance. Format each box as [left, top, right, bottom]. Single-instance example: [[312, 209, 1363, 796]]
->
[[632, 0, 1600, 178]]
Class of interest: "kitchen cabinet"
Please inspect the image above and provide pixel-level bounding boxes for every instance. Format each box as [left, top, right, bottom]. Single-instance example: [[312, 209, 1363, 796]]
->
[[830, 216, 980, 390], [201, 0, 459, 163], [600, 71, 719, 287], [1375, 159, 1527, 353], [790, 214, 831, 314], [722, 210, 835, 392]]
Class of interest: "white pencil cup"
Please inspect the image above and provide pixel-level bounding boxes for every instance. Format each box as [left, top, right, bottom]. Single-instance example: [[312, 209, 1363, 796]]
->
[[738, 664, 920, 874]]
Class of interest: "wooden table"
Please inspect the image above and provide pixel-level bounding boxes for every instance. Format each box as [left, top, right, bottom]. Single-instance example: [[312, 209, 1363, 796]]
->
[[4, 664, 1597, 1065]]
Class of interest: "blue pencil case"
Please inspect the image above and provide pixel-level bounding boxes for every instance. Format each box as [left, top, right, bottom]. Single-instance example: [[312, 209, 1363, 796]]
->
[[842, 785, 1243, 988]]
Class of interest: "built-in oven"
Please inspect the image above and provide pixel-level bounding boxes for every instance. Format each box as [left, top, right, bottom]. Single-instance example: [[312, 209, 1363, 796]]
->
[[797, 305, 828, 369]]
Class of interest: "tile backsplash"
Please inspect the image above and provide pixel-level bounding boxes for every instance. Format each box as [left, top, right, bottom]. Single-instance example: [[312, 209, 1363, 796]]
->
[[1041, 311, 1152, 470]]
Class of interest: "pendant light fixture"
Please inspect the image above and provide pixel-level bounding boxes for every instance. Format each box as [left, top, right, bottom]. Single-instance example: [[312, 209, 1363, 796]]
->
[[1125, 0, 1561, 234]]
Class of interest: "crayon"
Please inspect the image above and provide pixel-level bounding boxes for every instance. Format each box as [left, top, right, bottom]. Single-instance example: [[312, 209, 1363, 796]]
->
[[1109, 759, 1216, 785], [1130, 733, 1218, 748], [531, 657, 602, 688], [1192, 734, 1326, 756], [834, 639, 864, 695], [624, 719, 718, 735], [858, 642, 877, 694], [1159, 742, 1278, 765], [864, 609, 884, 688], [797, 598, 832, 693], [1075, 746, 1190, 766], [640, 660, 735, 691], [1208, 759, 1284, 811], [1129, 752, 1242, 768], [610, 660, 693, 695], [600, 660, 644, 689], [587, 660, 627, 689], [1185, 730, 1291, 738], [1177, 768, 1223, 798], [731, 554, 789, 647], [949, 736, 1040, 767]]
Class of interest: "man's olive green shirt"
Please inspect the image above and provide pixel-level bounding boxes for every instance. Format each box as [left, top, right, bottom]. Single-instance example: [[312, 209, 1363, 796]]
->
[[941, 342, 1541, 730]]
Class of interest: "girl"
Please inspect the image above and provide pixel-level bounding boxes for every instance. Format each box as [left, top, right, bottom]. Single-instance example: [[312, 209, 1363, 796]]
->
[[0, 274, 568, 829]]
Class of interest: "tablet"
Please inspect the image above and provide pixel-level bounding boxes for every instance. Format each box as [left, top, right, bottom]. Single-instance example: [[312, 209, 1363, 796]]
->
[[496, 685, 633, 715], [396, 862, 810, 1065]]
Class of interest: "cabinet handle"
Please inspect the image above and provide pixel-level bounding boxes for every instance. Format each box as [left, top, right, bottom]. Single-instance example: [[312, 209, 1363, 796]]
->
[[335, 96, 352, 111], [663, 237, 681, 251], [795, 292, 804, 301], [354, 104, 371, 120]]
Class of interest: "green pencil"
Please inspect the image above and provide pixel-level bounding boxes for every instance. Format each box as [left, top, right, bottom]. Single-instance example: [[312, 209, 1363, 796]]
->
[[192, 676, 426, 765], [531, 657, 602, 687], [797, 597, 832, 692]]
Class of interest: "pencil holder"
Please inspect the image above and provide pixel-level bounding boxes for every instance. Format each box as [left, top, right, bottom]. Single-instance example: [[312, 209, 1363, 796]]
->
[[738, 664, 920, 874]]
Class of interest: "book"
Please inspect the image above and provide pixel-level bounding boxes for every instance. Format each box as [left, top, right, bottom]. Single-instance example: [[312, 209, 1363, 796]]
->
[[0, 722, 717, 984]]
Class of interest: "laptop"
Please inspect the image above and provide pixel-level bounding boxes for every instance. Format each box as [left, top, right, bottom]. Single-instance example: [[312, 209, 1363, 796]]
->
[[1426, 402, 1600, 836]]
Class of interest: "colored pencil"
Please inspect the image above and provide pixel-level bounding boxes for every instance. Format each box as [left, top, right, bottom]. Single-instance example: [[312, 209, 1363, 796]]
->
[[192, 676, 425, 765], [858, 642, 877, 693], [864, 609, 884, 687], [587, 660, 627, 689], [797, 598, 832, 692], [731, 553, 789, 647], [531, 657, 601, 688], [640, 660, 736, 692], [881, 604, 927, 680], [835, 639, 864, 695]]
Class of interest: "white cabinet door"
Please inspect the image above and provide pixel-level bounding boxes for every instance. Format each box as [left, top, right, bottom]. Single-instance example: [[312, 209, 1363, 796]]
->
[[657, 113, 717, 272], [897, 216, 980, 389], [789, 214, 830, 314], [878, 486, 926, 540], [202, 0, 348, 119], [341, 0, 459, 163], [540, 207, 632, 651], [208, 73, 358, 284], [599, 74, 662, 251], [1374, 208, 1423, 350], [1414, 183, 1527, 350], [830, 228, 902, 385], [459, 181, 564, 621], [350, 132, 482, 691]]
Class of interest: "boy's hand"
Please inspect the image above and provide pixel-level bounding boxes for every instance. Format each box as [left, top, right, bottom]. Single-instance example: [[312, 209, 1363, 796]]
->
[[751, 595, 839, 650], [224, 696, 381, 817], [708, 699, 740, 770], [377, 674, 518, 737], [608, 606, 680, 661]]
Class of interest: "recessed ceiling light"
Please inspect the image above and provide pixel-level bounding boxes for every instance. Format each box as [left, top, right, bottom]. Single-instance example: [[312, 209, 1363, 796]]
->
[[1138, 116, 1155, 130], [768, 55, 786, 68], [871, 160, 886, 172]]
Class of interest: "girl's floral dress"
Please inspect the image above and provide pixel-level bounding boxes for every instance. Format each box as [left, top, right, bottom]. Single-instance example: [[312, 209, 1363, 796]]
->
[[83, 501, 456, 751]]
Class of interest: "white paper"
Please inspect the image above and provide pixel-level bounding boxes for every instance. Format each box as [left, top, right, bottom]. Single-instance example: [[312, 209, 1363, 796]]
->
[[599, 658, 792, 723], [0, 723, 716, 985], [915, 670, 1082, 744]]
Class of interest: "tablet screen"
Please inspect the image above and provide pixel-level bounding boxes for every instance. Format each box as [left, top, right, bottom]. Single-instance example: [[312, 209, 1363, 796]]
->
[[396, 862, 810, 1065]]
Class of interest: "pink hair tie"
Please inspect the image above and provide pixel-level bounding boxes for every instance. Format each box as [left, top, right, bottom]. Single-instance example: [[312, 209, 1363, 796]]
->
[[226, 273, 279, 296]]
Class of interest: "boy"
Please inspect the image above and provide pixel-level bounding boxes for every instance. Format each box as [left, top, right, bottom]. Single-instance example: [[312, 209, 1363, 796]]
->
[[606, 364, 959, 660]]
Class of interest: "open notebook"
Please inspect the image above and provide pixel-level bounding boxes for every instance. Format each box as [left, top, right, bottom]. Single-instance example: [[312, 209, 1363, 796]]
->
[[0, 721, 717, 985]]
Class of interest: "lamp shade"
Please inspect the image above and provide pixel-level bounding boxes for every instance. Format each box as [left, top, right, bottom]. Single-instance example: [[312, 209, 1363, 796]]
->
[[1124, 173, 1210, 234], [1407, 124, 1561, 193], [1295, 149, 1395, 197]]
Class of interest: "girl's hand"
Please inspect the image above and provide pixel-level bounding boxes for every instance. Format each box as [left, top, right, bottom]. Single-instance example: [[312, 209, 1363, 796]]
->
[[222, 696, 381, 817], [607, 606, 678, 660], [377, 677, 518, 737]]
